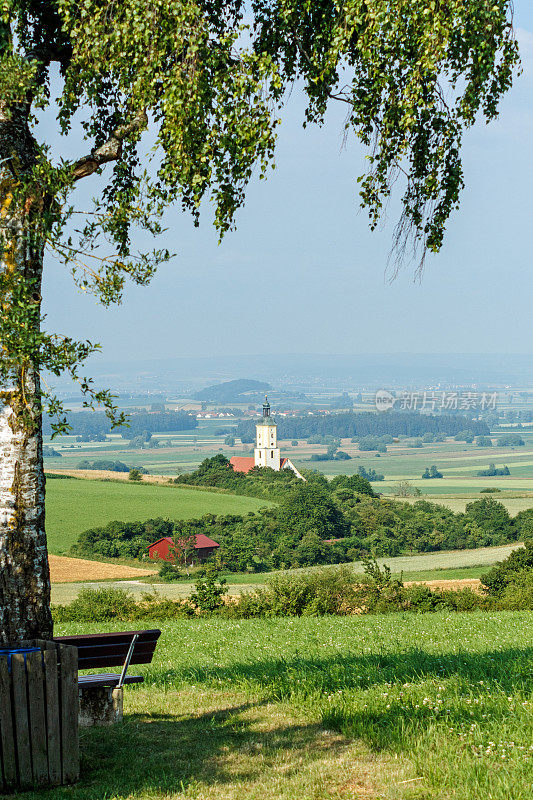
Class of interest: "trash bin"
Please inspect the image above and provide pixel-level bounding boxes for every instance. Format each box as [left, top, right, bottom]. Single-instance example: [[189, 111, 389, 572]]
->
[[0, 639, 79, 791]]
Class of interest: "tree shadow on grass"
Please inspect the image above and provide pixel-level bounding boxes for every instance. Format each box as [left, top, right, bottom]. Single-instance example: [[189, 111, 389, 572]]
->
[[10, 646, 533, 798], [12, 700, 357, 800], [151, 646, 533, 754]]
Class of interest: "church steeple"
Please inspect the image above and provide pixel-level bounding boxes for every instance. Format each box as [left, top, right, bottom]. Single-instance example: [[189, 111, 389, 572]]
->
[[255, 394, 280, 469]]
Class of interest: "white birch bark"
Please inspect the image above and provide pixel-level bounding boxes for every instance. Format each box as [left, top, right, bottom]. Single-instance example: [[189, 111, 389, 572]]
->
[[0, 370, 52, 643], [0, 104, 52, 643]]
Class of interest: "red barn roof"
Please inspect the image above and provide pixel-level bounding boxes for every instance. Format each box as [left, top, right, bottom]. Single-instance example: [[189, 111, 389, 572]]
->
[[193, 533, 220, 549], [148, 534, 219, 551], [229, 456, 256, 474]]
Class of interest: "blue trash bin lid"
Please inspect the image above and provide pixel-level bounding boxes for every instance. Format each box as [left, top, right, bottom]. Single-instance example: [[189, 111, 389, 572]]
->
[[0, 647, 41, 671]]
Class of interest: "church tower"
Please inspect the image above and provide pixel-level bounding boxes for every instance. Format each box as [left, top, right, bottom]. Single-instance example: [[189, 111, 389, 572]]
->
[[254, 396, 281, 470]]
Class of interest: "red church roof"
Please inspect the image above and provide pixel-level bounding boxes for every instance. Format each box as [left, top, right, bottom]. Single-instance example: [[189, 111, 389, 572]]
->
[[231, 456, 291, 473], [229, 456, 256, 474]]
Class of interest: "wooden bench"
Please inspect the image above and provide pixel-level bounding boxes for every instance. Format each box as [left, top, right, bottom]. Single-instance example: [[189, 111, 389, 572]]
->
[[54, 629, 161, 726]]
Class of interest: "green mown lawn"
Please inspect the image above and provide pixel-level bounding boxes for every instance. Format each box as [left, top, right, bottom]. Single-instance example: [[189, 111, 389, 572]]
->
[[20, 612, 533, 800], [45, 478, 273, 554]]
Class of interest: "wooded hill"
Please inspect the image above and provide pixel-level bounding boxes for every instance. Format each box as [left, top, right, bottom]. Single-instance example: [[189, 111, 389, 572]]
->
[[73, 456, 526, 571]]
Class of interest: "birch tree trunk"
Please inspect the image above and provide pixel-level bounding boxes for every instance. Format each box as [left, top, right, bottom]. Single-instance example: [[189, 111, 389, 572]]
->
[[0, 364, 52, 643], [0, 104, 52, 644]]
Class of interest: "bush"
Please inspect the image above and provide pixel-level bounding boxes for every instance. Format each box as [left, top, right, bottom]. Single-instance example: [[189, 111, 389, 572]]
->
[[422, 465, 443, 479], [43, 445, 61, 457], [129, 468, 143, 481], [52, 587, 195, 622], [158, 561, 182, 582], [499, 569, 533, 610], [190, 564, 227, 611], [465, 498, 514, 543], [481, 542, 533, 596], [357, 466, 384, 482], [454, 430, 475, 443], [358, 437, 387, 452], [476, 463, 510, 477], [52, 588, 137, 622], [496, 434, 525, 447], [266, 566, 361, 616]]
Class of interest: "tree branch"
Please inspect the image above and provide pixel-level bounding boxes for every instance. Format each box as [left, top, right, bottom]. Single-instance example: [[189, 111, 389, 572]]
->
[[71, 110, 148, 181]]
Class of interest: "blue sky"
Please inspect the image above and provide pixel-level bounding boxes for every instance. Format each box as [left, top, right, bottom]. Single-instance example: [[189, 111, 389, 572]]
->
[[42, 3, 533, 364]]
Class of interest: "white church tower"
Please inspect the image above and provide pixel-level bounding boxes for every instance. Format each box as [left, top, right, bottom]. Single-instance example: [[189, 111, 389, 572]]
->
[[254, 396, 281, 470]]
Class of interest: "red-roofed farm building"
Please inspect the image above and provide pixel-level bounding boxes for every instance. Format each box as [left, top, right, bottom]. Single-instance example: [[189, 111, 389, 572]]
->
[[148, 534, 219, 563]]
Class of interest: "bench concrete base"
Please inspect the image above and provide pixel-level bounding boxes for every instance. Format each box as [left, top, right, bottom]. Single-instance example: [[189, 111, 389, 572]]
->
[[79, 686, 124, 727]]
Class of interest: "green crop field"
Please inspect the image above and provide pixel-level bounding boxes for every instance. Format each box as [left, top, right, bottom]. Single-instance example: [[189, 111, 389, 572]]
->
[[23, 612, 532, 800], [398, 496, 533, 515], [45, 478, 273, 555]]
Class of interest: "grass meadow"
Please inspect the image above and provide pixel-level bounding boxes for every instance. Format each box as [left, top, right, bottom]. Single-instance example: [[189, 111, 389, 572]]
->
[[45, 479, 272, 555], [18, 612, 533, 800]]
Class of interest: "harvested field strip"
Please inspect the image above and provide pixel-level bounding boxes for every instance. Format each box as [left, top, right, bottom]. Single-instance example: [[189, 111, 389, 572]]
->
[[404, 577, 481, 592], [49, 554, 156, 583]]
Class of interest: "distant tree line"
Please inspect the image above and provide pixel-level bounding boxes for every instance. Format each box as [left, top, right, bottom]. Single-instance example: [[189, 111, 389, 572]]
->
[[43, 410, 197, 438], [236, 411, 489, 443], [77, 459, 148, 474]]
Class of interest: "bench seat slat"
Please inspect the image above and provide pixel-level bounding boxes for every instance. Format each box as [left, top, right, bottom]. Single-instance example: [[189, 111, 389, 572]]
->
[[77, 673, 144, 689], [77, 653, 155, 669]]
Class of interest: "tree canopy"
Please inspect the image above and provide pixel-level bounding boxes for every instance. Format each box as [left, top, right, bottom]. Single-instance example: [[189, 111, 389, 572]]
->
[[0, 0, 519, 426]]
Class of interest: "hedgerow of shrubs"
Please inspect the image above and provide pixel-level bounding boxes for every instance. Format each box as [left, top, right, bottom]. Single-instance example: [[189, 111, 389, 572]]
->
[[53, 561, 527, 624]]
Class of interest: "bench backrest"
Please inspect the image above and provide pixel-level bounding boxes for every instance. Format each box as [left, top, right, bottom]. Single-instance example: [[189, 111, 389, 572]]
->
[[54, 629, 161, 670]]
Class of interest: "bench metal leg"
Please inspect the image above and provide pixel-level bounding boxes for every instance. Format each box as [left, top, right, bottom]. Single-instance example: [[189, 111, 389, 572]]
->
[[78, 687, 124, 727]]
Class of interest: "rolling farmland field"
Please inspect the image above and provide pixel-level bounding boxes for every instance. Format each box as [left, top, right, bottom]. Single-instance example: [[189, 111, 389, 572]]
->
[[44, 423, 533, 499]]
